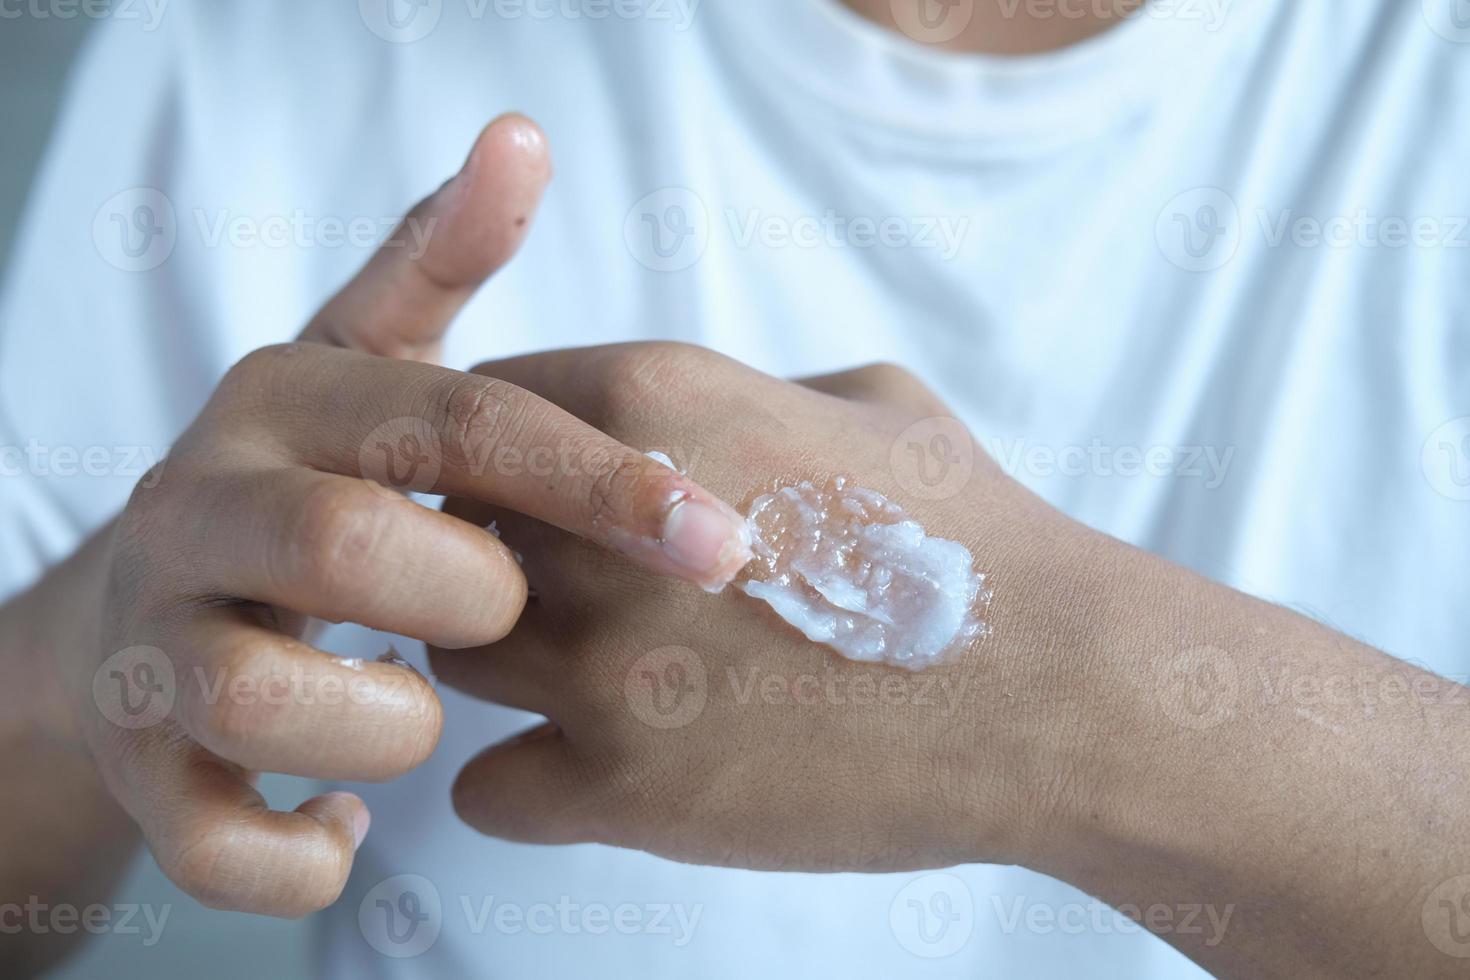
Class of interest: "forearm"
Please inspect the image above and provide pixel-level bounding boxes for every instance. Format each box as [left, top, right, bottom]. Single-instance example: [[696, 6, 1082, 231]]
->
[[1019, 528, 1470, 978], [1, 523, 140, 976]]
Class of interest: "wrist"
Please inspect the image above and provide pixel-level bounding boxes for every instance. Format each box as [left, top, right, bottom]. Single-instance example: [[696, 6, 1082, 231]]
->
[[1, 523, 116, 753], [943, 491, 1142, 866], [985, 516, 1256, 881]]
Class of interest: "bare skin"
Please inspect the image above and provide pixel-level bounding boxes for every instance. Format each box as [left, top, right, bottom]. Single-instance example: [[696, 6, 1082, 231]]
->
[[843, 0, 1148, 55]]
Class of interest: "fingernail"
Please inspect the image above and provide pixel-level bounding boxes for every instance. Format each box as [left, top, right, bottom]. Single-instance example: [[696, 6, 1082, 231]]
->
[[352, 806, 371, 850], [661, 498, 753, 592]]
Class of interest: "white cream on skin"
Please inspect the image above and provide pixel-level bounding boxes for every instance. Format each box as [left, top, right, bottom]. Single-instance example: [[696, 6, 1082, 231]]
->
[[736, 479, 990, 671], [640, 453, 989, 667]]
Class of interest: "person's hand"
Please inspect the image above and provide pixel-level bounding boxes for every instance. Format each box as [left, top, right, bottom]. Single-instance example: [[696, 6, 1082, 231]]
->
[[62, 122, 751, 917], [433, 342, 1107, 873]]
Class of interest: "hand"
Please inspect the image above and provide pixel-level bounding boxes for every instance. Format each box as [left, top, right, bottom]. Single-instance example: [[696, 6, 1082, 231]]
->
[[437, 345, 1470, 980], [434, 342, 1105, 873], [62, 121, 751, 917]]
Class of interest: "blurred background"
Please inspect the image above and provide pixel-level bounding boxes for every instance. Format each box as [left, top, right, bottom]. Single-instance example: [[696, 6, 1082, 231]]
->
[[0, 17, 85, 269], [1, 18, 312, 979]]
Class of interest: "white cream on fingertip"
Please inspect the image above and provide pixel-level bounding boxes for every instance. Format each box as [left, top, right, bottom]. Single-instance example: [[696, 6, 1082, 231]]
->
[[737, 478, 990, 671]]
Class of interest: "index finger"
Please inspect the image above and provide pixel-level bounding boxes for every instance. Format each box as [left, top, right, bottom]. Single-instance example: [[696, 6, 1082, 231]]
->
[[220, 343, 753, 592]]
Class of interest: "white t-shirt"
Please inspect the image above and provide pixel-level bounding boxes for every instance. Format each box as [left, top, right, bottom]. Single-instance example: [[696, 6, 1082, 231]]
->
[[3, 0, 1468, 976]]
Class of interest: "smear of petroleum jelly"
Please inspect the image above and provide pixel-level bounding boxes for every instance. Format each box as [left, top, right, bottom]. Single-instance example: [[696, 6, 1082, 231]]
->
[[737, 479, 990, 671], [646, 451, 680, 472]]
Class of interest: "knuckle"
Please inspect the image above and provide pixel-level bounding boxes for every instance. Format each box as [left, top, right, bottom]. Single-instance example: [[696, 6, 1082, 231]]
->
[[222, 342, 305, 393], [118, 455, 181, 529], [281, 481, 382, 604], [211, 343, 314, 426], [166, 825, 243, 910], [439, 375, 524, 470], [195, 640, 284, 748], [585, 452, 649, 527], [632, 340, 710, 366], [857, 361, 919, 391], [114, 484, 164, 559], [855, 361, 950, 413], [166, 819, 346, 916], [599, 342, 706, 418], [110, 473, 187, 613], [124, 458, 173, 508]]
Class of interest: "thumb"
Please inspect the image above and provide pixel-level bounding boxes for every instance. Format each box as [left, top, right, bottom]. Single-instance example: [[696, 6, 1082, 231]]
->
[[298, 112, 552, 360], [451, 724, 604, 846]]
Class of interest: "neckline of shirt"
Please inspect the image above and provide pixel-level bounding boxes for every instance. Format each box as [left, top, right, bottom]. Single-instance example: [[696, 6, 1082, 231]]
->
[[709, 0, 1264, 154]]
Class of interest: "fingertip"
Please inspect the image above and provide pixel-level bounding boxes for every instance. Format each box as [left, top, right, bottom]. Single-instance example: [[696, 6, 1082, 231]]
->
[[302, 791, 371, 852], [468, 112, 553, 198], [484, 112, 551, 170], [482, 556, 531, 644], [419, 523, 528, 649], [660, 495, 755, 592], [602, 470, 754, 593], [421, 114, 552, 291], [295, 113, 551, 355]]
